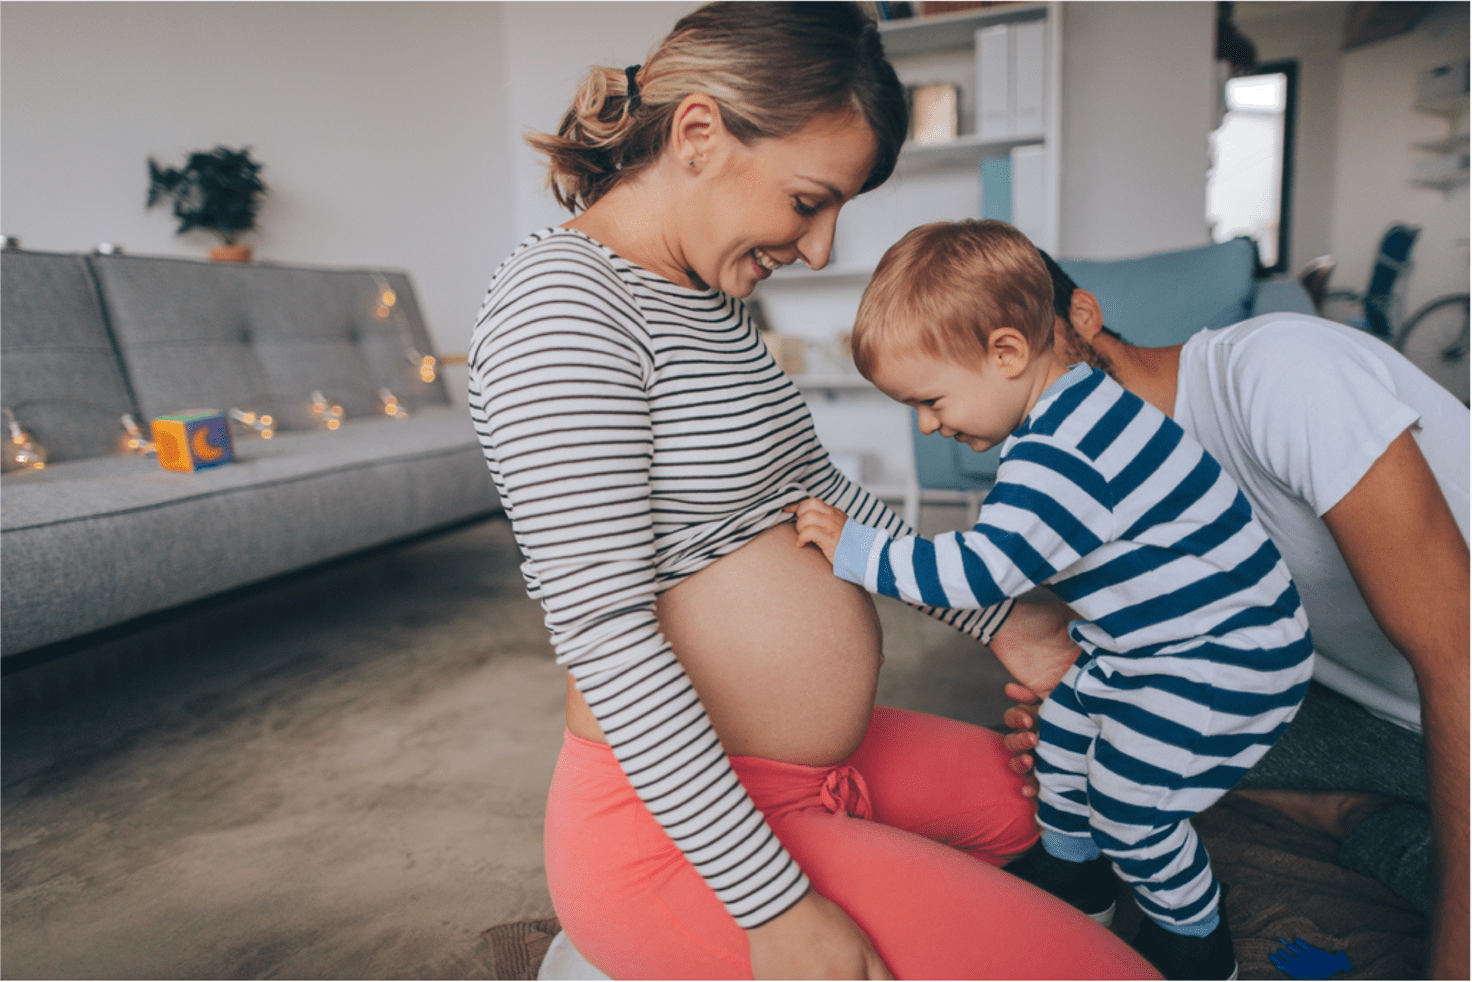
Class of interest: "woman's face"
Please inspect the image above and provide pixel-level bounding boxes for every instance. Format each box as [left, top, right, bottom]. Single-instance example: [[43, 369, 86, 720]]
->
[[681, 113, 879, 298]]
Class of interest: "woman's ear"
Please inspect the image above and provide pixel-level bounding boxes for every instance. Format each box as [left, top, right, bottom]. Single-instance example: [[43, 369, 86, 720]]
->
[[1067, 289, 1105, 341], [988, 327, 1032, 378], [671, 93, 724, 171]]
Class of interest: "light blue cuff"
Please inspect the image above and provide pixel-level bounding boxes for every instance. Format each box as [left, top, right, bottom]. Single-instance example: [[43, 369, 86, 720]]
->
[[833, 518, 881, 586], [1154, 907, 1221, 938], [1041, 828, 1102, 862]]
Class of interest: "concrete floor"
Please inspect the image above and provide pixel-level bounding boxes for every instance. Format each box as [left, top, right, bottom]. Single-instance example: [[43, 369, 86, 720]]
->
[[2, 505, 1020, 980]]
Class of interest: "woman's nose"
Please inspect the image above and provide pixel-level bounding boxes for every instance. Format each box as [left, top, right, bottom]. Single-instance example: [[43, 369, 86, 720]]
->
[[795, 212, 839, 271]]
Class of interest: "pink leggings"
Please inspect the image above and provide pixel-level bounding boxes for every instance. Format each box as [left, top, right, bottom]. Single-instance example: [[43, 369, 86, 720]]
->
[[545, 706, 1158, 979]]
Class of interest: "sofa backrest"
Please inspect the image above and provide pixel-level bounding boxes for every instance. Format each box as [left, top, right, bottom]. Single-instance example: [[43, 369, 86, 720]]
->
[[1057, 237, 1258, 349], [88, 255, 448, 430], [0, 250, 141, 463]]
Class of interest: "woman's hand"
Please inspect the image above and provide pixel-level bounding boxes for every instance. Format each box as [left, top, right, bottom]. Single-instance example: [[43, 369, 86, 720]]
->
[[786, 498, 848, 564], [746, 889, 893, 980], [1002, 682, 1042, 798]]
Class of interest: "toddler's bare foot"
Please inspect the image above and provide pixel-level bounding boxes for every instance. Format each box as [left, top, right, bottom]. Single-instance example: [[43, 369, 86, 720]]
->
[[1232, 788, 1399, 842]]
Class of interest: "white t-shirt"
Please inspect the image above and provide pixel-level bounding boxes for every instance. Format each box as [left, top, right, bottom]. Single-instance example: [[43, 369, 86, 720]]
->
[[1175, 313, 1470, 732]]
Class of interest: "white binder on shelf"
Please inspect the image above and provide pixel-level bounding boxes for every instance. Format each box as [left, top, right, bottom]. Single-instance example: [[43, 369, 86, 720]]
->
[[1012, 20, 1046, 135], [975, 24, 1011, 140], [1010, 144, 1045, 245]]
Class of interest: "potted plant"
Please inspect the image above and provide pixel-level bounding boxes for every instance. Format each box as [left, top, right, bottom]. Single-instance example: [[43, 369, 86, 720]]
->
[[147, 146, 267, 262]]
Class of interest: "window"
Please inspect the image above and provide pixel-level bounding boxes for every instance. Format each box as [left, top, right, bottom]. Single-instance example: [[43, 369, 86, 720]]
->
[[1206, 61, 1298, 274]]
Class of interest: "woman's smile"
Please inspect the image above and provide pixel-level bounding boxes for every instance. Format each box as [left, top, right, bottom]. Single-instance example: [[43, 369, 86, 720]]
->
[[752, 246, 784, 274]]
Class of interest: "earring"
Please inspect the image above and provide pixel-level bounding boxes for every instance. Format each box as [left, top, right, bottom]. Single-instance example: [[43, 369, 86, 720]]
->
[[687, 159, 696, 168]]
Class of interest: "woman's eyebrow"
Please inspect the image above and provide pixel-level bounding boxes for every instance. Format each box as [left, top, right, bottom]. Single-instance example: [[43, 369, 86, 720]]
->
[[795, 175, 852, 202]]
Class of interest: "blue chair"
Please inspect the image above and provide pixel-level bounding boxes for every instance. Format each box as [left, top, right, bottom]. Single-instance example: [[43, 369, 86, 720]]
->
[[906, 236, 1310, 522], [1321, 224, 1420, 339]]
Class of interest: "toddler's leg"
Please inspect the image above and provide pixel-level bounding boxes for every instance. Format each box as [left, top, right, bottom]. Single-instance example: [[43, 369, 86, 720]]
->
[[1017, 667, 1121, 923]]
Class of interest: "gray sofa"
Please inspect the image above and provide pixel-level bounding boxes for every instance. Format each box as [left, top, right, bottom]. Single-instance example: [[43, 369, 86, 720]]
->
[[1, 249, 500, 662]]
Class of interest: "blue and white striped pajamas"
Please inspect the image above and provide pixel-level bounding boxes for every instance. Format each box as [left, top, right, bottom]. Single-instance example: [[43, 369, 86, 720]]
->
[[834, 365, 1314, 934]]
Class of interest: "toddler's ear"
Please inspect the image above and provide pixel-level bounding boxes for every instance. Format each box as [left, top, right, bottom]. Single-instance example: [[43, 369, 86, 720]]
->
[[989, 327, 1032, 378]]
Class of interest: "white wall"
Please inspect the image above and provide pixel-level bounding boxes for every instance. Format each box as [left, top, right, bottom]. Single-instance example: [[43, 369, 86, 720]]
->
[[501, 2, 700, 240], [1, 1, 515, 401], [1058, 2, 1217, 259], [1238, 2, 1346, 274], [1325, 2, 1470, 318]]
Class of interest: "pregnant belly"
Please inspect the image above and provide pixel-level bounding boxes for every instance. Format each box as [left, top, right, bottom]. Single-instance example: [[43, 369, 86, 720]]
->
[[566, 520, 885, 765]]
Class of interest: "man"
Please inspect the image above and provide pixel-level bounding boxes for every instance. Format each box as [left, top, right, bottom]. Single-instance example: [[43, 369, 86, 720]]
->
[[996, 253, 1468, 978]]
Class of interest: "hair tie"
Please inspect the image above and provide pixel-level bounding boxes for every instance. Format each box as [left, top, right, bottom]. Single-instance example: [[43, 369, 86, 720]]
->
[[624, 64, 642, 111]]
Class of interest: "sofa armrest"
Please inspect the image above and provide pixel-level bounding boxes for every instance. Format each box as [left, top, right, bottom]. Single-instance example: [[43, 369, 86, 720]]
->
[[1252, 279, 1317, 317]]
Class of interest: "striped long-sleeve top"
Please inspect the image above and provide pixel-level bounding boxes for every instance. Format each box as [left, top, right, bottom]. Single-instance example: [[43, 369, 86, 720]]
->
[[834, 365, 1312, 666], [466, 228, 1012, 928]]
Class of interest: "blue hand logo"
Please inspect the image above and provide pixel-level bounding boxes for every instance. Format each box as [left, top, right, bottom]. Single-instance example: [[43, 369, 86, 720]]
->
[[1269, 937, 1352, 979]]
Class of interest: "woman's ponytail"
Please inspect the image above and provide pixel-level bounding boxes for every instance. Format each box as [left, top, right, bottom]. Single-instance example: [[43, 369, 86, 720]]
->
[[526, 2, 908, 215]]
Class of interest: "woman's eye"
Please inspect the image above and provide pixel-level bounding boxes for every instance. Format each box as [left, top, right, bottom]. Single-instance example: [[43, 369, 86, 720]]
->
[[792, 198, 818, 217]]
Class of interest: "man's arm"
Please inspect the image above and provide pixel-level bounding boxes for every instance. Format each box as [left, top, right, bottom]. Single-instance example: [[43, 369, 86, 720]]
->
[[1321, 429, 1469, 979]]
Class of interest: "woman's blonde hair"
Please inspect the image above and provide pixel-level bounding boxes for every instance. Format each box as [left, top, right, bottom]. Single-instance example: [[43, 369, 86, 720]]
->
[[527, 1, 908, 214], [851, 220, 1055, 377]]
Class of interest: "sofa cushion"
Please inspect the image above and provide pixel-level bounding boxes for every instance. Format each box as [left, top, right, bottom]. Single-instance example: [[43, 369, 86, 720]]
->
[[1, 407, 498, 655], [88, 256, 449, 431], [1059, 237, 1258, 349], [0, 250, 140, 462]]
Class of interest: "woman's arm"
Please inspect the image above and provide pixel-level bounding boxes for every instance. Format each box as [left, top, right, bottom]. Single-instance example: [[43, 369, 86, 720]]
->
[[1320, 429, 1468, 980], [470, 253, 808, 930]]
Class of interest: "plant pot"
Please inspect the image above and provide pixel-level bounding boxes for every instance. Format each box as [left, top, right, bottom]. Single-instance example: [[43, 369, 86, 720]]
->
[[208, 244, 253, 263]]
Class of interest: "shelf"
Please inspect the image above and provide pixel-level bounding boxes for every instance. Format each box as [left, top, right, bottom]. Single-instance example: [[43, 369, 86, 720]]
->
[[765, 263, 874, 285], [1414, 133, 1470, 154], [897, 130, 1045, 173], [1413, 174, 1469, 191], [877, 2, 1048, 57], [789, 373, 876, 392], [1416, 92, 1469, 120], [862, 482, 911, 501]]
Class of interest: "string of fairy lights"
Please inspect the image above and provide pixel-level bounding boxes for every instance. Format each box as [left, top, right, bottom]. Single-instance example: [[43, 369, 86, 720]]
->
[[4, 275, 439, 474]]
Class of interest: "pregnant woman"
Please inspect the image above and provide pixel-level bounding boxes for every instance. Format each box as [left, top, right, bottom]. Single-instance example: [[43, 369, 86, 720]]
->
[[468, 3, 1156, 978]]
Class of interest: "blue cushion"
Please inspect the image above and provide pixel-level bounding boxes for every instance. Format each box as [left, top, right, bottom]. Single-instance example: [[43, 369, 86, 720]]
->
[[1058, 237, 1257, 349]]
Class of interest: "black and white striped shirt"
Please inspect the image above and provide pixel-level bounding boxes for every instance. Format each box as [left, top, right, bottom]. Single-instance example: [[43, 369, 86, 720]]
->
[[467, 228, 1012, 927]]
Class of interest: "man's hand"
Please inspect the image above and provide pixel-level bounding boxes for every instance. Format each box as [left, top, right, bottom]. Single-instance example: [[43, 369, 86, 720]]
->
[[986, 598, 1082, 701], [1002, 682, 1042, 799], [747, 889, 893, 980], [786, 498, 848, 564]]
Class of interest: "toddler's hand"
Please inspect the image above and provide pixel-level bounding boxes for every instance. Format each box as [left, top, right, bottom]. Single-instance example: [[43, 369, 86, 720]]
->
[[785, 498, 847, 563]]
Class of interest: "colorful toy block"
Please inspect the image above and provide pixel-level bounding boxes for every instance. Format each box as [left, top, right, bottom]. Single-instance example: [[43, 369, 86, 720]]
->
[[151, 410, 234, 473]]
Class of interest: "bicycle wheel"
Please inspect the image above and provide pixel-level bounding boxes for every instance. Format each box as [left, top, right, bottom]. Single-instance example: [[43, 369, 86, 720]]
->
[[1397, 294, 1470, 404]]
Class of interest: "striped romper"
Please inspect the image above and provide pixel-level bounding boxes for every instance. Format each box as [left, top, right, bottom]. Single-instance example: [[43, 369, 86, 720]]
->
[[467, 229, 1012, 930], [833, 363, 1315, 934]]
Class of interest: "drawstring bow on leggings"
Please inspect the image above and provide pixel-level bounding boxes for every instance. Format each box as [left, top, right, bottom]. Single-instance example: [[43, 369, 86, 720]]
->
[[819, 766, 872, 820]]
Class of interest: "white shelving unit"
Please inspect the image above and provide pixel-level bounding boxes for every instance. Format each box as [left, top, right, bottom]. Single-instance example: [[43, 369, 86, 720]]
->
[[758, 2, 1063, 522], [1412, 90, 1469, 191]]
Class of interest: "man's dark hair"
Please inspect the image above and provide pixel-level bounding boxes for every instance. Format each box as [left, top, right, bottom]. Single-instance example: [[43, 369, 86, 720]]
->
[[1036, 249, 1078, 323], [1036, 248, 1124, 341]]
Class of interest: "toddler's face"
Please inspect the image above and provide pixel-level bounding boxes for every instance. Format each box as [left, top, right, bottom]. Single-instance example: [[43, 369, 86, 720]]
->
[[869, 349, 1029, 453]]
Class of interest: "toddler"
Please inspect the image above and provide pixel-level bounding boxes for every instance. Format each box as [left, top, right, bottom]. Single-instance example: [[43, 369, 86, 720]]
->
[[792, 220, 1313, 980]]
